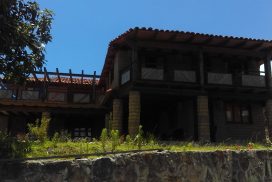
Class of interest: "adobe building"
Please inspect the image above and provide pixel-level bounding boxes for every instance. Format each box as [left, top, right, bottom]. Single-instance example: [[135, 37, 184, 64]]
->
[[1, 27, 272, 141]]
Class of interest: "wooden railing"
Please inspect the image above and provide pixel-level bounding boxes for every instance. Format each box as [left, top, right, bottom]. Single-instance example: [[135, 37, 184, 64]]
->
[[174, 70, 196, 83], [207, 72, 233, 85], [242, 75, 266, 87], [141, 67, 164, 80]]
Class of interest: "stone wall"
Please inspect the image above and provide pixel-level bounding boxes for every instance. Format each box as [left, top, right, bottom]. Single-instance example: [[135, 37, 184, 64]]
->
[[1, 150, 272, 182]]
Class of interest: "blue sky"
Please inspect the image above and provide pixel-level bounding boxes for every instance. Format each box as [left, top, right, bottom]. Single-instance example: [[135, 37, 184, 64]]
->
[[38, 0, 272, 75]]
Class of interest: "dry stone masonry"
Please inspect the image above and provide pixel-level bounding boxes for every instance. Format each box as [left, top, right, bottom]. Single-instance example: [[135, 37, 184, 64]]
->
[[1, 150, 272, 182]]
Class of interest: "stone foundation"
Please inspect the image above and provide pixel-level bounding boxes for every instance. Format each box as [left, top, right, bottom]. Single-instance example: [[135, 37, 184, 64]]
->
[[1, 150, 272, 181]]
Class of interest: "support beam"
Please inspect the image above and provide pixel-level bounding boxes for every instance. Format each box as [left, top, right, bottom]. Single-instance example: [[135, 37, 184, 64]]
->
[[112, 99, 123, 132], [197, 96, 210, 141], [264, 56, 272, 90], [135, 40, 265, 58], [128, 91, 141, 136], [131, 47, 139, 81], [56, 68, 61, 83], [198, 50, 205, 88]]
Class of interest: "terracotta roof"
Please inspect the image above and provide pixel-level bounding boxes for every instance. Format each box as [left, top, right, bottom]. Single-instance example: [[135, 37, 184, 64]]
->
[[99, 27, 272, 85]]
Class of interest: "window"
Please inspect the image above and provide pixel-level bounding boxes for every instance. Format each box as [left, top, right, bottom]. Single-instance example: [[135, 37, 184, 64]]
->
[[225, 102, 251, 123], [73, 128, 92, 138]]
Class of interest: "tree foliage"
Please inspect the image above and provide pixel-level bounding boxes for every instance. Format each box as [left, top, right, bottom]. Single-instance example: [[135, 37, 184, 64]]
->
[[0, 0, 53, 83]]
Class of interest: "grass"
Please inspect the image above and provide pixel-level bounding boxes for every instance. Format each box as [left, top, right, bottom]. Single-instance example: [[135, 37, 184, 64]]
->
[[25, 140, 272, 158]]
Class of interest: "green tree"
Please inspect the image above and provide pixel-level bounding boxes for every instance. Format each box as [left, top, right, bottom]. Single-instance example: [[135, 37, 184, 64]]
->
[[0, 0, 53, 83]]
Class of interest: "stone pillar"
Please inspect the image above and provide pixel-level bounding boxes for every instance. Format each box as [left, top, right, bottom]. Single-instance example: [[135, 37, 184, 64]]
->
[[112, 99, 123, 131], [0, 114, 9, 133], [197, 96, 210, 141], [128, 91, 141, 136]]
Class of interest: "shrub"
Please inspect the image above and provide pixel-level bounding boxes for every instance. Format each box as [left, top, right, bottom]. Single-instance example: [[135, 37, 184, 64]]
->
[[100, 128, 108, 152], [110, 130, 120, 152], [0, 132, 31, 159], [28, 116, 50, 142], [134, 125, 144, 150]]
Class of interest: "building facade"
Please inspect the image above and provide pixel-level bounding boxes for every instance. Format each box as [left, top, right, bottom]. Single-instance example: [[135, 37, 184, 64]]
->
[[1, 27, 272, 141], [99, 27, 272, 141]]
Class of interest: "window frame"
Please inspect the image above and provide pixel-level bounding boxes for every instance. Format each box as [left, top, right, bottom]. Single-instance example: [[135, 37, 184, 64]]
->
[[224, 102, 252, 124]]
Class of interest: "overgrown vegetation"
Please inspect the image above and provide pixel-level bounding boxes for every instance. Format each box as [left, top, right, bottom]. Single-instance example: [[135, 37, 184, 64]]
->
[[27, 116, 50, 142], [1, 124, 272, 159]]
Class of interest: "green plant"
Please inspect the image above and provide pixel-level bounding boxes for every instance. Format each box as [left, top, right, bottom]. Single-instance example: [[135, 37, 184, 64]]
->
[[28, 116, 50, 142], [110, 130, 120, 152], [100, 128, 108, 152], [146, 132, 157, 145], [134, 125, 144, 150], [125, 134, 133, 145], [0, 132, 31, 159]]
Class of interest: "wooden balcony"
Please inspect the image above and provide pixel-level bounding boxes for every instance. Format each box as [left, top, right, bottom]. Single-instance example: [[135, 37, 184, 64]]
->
[[207, 72, 232, 85], [141, 68, 163, 80], [242, 75, 266, 87], [174, 70, 196, 83]]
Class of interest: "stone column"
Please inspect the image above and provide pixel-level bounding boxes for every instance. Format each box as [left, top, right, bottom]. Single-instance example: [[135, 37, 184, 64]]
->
[[128, 91, 141, 136], [112, 99, 123, 132], [0, 114, 9, 133], [197, 96, 210, 141]]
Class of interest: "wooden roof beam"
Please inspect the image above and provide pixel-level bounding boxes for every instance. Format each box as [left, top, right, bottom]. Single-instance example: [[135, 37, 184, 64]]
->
[[43, 67, 50, 82], [32, 72, 38, 82], [81, 70, 84, 84], [69, 69, 73, 84], [56, 68, 61, 83], [135, 40, 266, 58]]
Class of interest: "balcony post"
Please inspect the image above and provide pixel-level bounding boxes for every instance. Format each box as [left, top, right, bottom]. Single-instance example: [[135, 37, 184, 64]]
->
[[198, 50, 205, 88], [131, 46, 139, 81], [264, 55, 272, 89]]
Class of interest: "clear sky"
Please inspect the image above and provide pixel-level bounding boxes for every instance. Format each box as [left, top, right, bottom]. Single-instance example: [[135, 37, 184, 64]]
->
[[38, 0, 272, 75]]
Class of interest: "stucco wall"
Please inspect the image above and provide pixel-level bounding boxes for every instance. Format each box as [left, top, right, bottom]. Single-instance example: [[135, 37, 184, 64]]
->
[[1, 150, 272, 182]]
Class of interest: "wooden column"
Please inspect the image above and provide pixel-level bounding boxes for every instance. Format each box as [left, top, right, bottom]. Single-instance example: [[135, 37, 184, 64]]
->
[[198, 50, 205, 88], [131, 47, 139, 81], [264, 56, 272, 89], [112, 99, 123, 132], [197, 96, 210, 141], [128, 91, 141, 136], [0, 114, 9, 133]]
